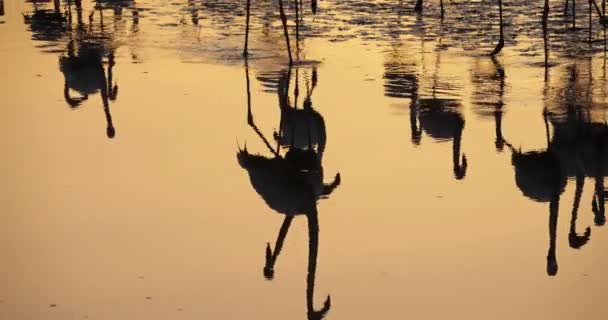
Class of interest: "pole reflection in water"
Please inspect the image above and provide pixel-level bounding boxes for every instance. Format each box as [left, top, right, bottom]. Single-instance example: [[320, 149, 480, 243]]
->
[[237, 62, 338, 320]]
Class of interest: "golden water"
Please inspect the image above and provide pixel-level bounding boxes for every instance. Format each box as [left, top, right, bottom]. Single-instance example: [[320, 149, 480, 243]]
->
[[1, 1, 608, 319]]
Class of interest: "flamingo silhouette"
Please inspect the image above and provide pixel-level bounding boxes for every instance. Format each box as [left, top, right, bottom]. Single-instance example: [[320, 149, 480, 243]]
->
[[381, 19, 467, 179], [238, 63, 338, 320], [56, 2, 120, 138], [411, 38, 467, 180], [502, 58, 608, 275], [503, 105, 569, 276], [60, 41, 118, 138], [506, 136, 566, 276], [412, 99, 468, 179], [504, 112, 608, 274], [491, 0, 505, 55]]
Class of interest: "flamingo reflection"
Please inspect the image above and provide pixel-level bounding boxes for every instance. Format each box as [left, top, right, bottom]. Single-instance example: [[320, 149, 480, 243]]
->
[[237, 63, 338, 320]]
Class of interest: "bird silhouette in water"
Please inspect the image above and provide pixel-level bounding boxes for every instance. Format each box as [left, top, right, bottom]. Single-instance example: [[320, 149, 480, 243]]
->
[[23, 0, 127, 139], [504, 117, 608, 275], [503, 95, 608, 275], [505, 58, 608, 275], [504, 128, 567, 276], [411, 98, 467, 179], [59, 41, 118, 138], [382, 25, 467, 180], [544, 60, 608, 228], [409, 41, 467, 180], [237, 64, 338, 320]]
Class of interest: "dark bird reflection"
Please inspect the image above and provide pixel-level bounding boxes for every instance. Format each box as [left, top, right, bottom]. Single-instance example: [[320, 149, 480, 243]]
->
[[384, 29, 467, 180], [471, 57, 506, 152], [412, 98, 467, 179], [23, 1, 129, 139], [504, 60, 608, 276], [58, 2, 119, 138], [505, 133, 566, 276], [237, 63, 338, 320], [545, 59, 608, 228], [60, 40, 118, 138]]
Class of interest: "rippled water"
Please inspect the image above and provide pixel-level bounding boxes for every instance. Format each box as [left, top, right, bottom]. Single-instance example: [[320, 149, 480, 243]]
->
[[2, 0, 608, 319]]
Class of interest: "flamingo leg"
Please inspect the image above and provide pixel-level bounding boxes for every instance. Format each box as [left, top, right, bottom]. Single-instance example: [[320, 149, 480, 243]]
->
[[414, 0, 423, 12], [264, 215, 294, 279], [491, 0, 505, 55], [278, 0, 293, 65], [245, 61, 279, 156], [243, 0, 251, 57]]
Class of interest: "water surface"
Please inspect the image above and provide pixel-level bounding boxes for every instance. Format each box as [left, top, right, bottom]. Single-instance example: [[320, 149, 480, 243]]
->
[[1, 1, 608, 319]]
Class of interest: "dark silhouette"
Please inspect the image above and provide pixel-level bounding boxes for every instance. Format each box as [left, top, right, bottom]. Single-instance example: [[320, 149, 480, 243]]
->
[[549, 61, 608, 227], [471, 57, 506, 152], [414, 0, 445, 19], [504, 112, 567, 276], [507, 117, 607, 275], [509, 145, 565, 276], [382, 25, 466, 180], [412, 98, 468, 179], [238, 63, 338, 320], [492, 0, 505, 55], [503, 59, 608, 276], [413, 41, 467, 180], [0, 0, 5, 17], [59, 41, 118, 138], [54, 1, 120, 138], [23, 0, 127, 139]]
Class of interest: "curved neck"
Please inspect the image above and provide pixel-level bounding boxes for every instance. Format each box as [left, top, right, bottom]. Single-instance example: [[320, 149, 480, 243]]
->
[[306, 207, 330, 320]]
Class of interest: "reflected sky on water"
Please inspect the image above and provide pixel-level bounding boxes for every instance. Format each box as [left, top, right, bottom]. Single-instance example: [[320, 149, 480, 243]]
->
[[1, 1, 608, 319]]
